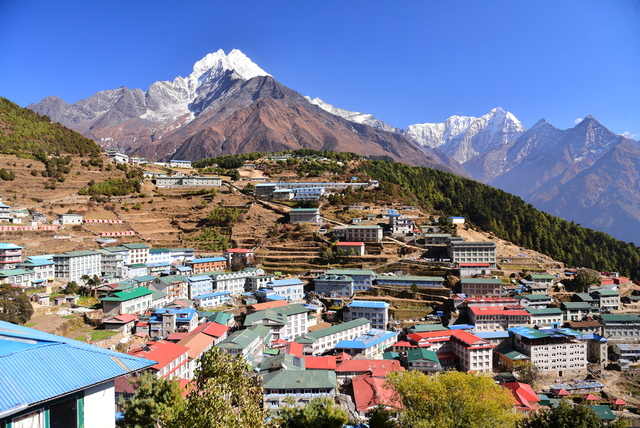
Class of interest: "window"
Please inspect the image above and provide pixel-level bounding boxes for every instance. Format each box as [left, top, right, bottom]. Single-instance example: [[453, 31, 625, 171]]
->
[[13, 410, 44, 428], [50, 398, 78, 428]]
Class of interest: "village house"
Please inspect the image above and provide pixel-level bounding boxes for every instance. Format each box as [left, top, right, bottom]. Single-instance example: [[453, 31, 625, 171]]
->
[[223, 248, 255, 265], [343, 300, 390, 330], [509, 326, 588, 377], [53, 250, 102, 282], [193, 291, 231, 308], [243, 303, 310, 340], [333, 329, 398, 358], [262, 370, 338, 411], [448, 241, 496, 268], [460, 278, 503, 297], [562, 301, 598, 322], [56, 213, 83, 225], [590, 289, 620, 312], [101, 287, 154, 316], [186, 257, 227, 274], [294, 318, 372, 356], [148, 275, 188, 301], [216, 327, 265, 358], [187, 275, 214, 298], [0, 243, 23, 269], [599, 314, 640, 340], [334, 358, 404, 384], [342, 225, 383, 243], [258, 278, 305, 302], [0, 268, 35, 287], [128, 340, 193, 380], [147, 308, 199, 339], [0, 321, 155, 427], [376, 275, 445, 288], [468, 306, 531, 331], [527, 307, 564, 328]]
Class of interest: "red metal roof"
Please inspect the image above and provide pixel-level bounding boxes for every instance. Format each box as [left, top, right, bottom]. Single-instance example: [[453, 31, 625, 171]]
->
[[224, 248, 254, 253], [128, 340, 189, 372], [352, 373, 402, 412], [284, 341, 304, 357], [469, 306, 529, 316], [502, 382, 539, 410], [114, 313, 138, 323], [336, 359, 404, 377], [459, 263, 491, 267], [304, 356, 337, 370]]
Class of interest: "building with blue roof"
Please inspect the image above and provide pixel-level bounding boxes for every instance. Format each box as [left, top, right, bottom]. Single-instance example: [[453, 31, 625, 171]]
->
[[257, 278, 305, 302], [0, 320, 155, 427], [333, 329, 398, 358], [0, 243, 23, 269], [193, 291, 231, 308], [344, 300, 390, 330], [187, 275, 214, 298], [147, 308, 198, 339], [509, 326, 588, 377], [17, 258, 55, 284]]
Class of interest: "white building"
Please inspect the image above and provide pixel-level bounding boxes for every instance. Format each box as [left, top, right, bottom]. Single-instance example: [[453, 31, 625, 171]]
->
[[509, 326, 588, 376], [258, 278, 305, 302], [244, 303, 310, 340], [56, 213, 83, 225], [448, 241, 496, 268], [294, 318, 372, 356], [344, 300, 390, 330], [53, 250, 102, 282], [343, 225, 383, 243]]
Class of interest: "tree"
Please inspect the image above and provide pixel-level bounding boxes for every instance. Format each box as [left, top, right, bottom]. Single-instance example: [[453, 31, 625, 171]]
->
[[0, 283, 34, 324], [387, 370, 521, 428], [520, 400, 628, 428], [512, 361, 539, 387], [167, 347, 265, 428], [275, 397, 348, 428], [573, 268, 601, 293], [63, 281, 80, 295], [367, 404, 399, 428], [117, 372, 184, 428]]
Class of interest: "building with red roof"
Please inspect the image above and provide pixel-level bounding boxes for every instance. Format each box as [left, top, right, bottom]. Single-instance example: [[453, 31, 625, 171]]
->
[[502, 382, 539, 415], [352, 373, 402, 417], [468, 305, 531, 331], [335, 358, 404, 383], [303, 356, 337, 371], [223, 248, 255, 265], [247, 299, 289, 313], [128, 340, 192, 380]]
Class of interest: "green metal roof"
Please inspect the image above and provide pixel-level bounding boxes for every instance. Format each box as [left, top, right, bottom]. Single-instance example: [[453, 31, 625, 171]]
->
[[530, 274, 553, 279], [262, 369, 337, 389], [407, 348, 439, 363], [326, 269, 374, 276], [521, 294, 552, 301], [377, 275, 444, 282], [408, 324, 447, 333], [527, 308, 563, 315], [294, 318, 370, 344], [591, 289, 619, 296], [216, 328, 261, 351], [156, 275, 186, 285], [600, 314, 640, 322], [101, 287, 153, 302], [589, 405, 616, 421], [496, 347, 530, 361]]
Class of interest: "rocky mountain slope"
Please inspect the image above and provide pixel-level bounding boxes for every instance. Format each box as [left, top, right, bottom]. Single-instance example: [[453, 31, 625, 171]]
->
[[28, 50, 463, 175]]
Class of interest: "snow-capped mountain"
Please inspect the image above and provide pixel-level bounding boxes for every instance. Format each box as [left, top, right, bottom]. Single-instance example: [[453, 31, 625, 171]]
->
[[29, 49, 461, 174], [405, 108, 525, 164], [304, 97, 399, 133]]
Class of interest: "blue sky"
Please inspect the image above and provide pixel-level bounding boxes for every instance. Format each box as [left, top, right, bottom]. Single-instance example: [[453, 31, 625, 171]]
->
[[1, 0, 638, 137]]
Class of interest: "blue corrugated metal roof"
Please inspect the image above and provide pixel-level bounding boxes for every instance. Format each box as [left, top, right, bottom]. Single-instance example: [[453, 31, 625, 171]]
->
[[347, 300, 389, 309], [334, 329, 398, 349], [0, 321, 155, 416]]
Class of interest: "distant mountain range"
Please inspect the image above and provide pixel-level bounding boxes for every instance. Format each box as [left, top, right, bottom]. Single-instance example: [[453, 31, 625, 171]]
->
[[28, 49, 640, 244]]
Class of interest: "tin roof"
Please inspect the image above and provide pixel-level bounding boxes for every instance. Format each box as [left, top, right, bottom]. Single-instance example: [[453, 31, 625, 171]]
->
[[0, 321, 155, 417]]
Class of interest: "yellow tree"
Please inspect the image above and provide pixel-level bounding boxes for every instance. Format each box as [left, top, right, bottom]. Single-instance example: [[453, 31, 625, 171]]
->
[[387, 370, 521, 428]]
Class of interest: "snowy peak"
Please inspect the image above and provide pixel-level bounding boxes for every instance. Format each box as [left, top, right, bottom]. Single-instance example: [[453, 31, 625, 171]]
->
[[405, 107, 525, 163], [305, 96, 399, 133], [190, 49, 270, 82]]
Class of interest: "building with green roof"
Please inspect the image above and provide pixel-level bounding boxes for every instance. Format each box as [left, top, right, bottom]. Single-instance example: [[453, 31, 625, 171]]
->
[[600, 314, 640, 339], [262, 369, 337, 410], [101, 287, 154, 315], [406, 348, 442, 373], [526, 307, 564, 328], [244, 303, 310, 341], [294, 318, 371, 355], [216, 328, 263, 358]]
